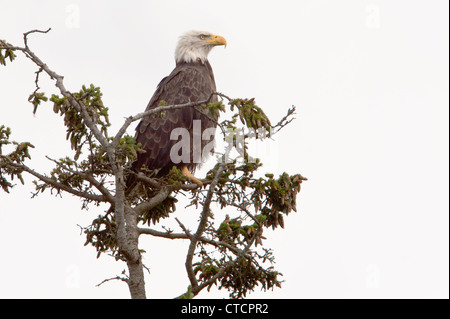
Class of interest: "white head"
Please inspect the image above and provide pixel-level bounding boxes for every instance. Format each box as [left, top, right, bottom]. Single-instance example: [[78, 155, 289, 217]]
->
[[175, 30, 227, 64]]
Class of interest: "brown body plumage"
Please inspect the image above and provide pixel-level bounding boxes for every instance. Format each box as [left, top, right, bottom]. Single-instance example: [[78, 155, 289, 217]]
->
[[126, 31, 226, 192]]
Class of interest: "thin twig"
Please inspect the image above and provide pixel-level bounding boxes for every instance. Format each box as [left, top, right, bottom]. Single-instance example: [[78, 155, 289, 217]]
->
[[96, 275, 129, 287], [23, 28, 51, 49], [271, 105, 296, 135]]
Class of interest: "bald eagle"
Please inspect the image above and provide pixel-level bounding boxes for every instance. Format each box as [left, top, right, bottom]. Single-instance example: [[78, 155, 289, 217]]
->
[[126, 31, 226, 193]]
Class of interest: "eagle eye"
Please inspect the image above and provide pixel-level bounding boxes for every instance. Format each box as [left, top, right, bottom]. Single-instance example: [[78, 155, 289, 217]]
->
[[199, 34, 207, 40]]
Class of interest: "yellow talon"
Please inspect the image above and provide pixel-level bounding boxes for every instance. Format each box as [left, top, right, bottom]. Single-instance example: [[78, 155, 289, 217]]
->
[[181, 166, 203, 187]]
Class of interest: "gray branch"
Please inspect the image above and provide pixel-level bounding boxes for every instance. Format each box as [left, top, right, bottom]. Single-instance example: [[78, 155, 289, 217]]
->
[[111, 91, 231, 149], [183, 144, 232, 291], [2, 160, 107, 202]]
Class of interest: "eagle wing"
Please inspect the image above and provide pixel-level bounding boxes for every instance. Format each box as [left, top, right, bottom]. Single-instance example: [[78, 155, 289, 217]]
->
[[127, 62, 218, 192]]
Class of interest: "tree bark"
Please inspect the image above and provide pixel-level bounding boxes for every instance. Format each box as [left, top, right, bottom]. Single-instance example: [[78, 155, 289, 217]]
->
[[115, 167, 146, 299], [125, 222, 146, 299]]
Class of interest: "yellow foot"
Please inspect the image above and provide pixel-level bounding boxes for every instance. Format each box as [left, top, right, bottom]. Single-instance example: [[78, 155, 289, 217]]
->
[[181, 166, 203, 187]]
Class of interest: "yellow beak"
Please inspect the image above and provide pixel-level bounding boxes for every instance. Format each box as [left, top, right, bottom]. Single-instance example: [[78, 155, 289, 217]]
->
[[204, 34, 227, 47]]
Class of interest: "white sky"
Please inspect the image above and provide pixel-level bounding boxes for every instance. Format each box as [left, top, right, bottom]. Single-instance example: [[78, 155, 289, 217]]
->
[[0, 0, 448, 298]]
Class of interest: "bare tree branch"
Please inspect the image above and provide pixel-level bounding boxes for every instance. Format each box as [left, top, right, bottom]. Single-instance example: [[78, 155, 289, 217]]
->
[[45, 156, 115, 204], [2, 31, 113, 159], [133, 186, 172, 216], [271, 105, 296, 135], [139, 224, 246, 256], [96, 275, 129, 287], [23, 28, 52, 49], [111, 91, 231, 149], [183, 145, 232, 291], [2, 160, 107, 202]]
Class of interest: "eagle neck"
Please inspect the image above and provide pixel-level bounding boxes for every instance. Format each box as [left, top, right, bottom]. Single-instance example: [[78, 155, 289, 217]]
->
[[176, 58, 209, 67]]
